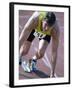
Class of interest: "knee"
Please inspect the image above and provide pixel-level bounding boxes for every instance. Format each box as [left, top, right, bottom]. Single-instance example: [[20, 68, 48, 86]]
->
[[22, 49, 28, 56], [36, 50, 44, 59], [20, 46, 29, 56]]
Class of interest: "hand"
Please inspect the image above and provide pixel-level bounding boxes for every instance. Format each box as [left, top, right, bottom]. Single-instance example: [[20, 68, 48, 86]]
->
[[50, 73, 57, 78]]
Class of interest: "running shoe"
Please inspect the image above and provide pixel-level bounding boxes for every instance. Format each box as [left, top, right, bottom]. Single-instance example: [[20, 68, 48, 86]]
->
[[21, 59, 37, 73]]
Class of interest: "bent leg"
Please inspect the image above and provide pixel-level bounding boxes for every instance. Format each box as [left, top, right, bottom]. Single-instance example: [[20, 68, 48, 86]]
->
[[20, 41, 32, 57], [28, 39, 48, 71], [19, 30, 35, 65], [35, 39, 48, 60], [19, 41, 32, 65], [20, 29, 35, 57]]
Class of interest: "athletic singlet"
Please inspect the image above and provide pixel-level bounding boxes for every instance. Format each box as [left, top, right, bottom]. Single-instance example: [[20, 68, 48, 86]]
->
[[35, 12, 51, 36]]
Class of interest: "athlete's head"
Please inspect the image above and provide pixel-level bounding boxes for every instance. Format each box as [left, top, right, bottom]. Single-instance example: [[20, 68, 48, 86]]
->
[[42, 12, 56, 31]]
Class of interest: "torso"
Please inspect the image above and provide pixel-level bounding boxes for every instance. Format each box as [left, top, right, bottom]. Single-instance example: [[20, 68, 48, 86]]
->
[[28, 11, 60, 39], [35, 11, 51, 36]]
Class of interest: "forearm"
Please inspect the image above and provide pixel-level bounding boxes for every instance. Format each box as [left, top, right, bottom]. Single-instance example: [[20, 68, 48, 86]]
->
[[51, 51, 57, 76], [50, 21, 60, 77], [50, 37, 59, 77]]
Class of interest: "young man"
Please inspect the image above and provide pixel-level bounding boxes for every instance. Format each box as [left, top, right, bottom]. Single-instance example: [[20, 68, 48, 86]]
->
[[19, 11, 60, 77]]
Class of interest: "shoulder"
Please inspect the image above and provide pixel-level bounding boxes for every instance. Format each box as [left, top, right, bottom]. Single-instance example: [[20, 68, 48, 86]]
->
[[31, 11, 39, 20], [29, 11, 39, 22], [52, 20, 60, 34], [26, 11, 39, 25], [51, 20, 60, 39], [25, 11, 40, 29]]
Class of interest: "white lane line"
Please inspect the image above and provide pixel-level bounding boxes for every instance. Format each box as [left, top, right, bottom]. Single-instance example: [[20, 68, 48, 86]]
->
[[19, 15, 30, 19], [42, 58, 50, 68], [44, 53, 52, 69]]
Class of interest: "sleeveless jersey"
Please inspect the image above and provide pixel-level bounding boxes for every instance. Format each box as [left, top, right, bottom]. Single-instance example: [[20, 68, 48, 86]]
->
[[35, 12, 51, 36]]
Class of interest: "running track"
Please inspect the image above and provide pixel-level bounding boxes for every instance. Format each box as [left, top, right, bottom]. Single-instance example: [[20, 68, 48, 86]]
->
[[19, 11, 64, 79]]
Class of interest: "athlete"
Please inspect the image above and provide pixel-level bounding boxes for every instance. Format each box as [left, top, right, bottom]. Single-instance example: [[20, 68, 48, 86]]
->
[[19, 11, 60, 77]]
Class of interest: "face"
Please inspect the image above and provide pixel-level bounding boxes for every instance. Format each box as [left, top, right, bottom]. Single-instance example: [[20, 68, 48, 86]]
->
[[42, 20, 50, 32]]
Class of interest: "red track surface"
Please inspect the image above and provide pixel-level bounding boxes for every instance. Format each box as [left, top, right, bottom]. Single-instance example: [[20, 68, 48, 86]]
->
[[19, 11, 64, 79]]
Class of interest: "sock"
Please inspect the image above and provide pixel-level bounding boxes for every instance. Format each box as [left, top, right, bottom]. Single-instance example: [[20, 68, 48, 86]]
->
[[32, 56, 37, 60], [31, 59, 37, 70], [32, 59, 37, 63], [32, 56, 37, 64], [19, 56, 22, 65]]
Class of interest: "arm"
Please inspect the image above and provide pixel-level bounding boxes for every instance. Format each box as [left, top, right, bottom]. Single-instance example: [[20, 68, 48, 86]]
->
[[19, 12, 39, 49], [50, 23, 60, 77]]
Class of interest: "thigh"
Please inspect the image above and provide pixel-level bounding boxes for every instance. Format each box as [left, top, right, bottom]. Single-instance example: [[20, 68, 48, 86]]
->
[[27, 29, 35, 42], [21, 29, 35, 51], [20, 40, 31, 51], [20, 40, 32, 56], [23, 41, 32, 49], [38, 39, 48, 53]]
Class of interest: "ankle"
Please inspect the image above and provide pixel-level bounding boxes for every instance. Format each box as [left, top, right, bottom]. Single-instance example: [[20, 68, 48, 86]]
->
[[19, 56, 22, 65], [32, 59, 37, 63]]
